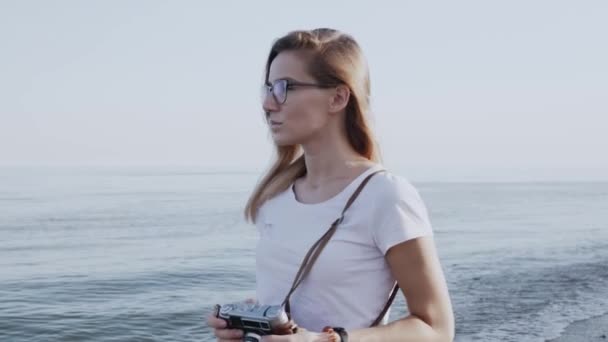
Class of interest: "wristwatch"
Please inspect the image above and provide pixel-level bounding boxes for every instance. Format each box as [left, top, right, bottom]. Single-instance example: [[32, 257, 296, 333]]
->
[[332, 327, 348, 342]]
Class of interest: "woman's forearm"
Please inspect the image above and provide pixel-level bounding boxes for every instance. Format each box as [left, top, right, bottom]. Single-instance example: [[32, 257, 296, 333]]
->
[[348, 314, 453, 342]]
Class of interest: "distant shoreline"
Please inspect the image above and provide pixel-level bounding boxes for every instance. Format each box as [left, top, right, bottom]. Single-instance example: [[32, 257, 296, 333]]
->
[[1, 165, 607, 184]]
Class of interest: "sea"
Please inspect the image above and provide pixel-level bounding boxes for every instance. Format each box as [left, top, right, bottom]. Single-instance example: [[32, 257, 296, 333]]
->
[[1, 166, 607, 342]]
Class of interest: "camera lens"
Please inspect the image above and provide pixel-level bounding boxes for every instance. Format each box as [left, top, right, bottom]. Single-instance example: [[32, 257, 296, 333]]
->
[[243, 332, 261, 342]]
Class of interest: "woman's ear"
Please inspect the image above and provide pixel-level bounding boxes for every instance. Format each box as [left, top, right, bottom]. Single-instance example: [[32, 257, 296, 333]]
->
[[328, 85, 350, 113]]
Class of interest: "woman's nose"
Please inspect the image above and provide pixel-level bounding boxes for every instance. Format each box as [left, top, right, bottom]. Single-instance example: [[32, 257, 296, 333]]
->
[[262, 92, 279, 113]]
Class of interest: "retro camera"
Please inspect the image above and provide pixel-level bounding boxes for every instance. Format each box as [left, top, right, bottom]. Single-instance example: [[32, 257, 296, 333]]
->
[[214, 301, 292, 341]]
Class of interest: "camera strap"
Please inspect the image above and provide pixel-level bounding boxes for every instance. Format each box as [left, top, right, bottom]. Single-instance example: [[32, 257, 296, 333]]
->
[[280, 168, 399, 327]]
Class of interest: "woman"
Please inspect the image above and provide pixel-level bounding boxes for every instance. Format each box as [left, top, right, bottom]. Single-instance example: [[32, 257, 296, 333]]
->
[[207, 28, 455, 342]]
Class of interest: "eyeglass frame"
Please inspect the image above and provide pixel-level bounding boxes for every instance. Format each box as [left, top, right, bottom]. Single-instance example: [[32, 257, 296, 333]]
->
[[262, 78, 338, 105]]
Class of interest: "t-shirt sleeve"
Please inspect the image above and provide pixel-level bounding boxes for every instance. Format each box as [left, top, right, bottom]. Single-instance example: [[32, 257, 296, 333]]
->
[[372, 176, 434, 255]]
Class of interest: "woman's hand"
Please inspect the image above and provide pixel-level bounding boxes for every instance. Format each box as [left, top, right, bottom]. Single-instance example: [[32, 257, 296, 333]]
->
[[261, 327, 340, 342], [205, 298, 255, 342], [206, 314, 244, 341]]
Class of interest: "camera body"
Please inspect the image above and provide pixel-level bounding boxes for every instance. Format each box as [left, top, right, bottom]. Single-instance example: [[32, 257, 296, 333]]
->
[[214, 302, 292, 341]]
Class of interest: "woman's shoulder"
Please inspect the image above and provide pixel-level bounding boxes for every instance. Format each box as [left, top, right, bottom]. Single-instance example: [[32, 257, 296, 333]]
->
[[367, 167, 424, 204], [365, 167, 434, 253], [256, 184, 292, 223]]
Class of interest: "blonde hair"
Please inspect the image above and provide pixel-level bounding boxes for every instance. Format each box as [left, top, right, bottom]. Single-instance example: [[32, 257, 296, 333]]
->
[[244, 28, 382, 223]]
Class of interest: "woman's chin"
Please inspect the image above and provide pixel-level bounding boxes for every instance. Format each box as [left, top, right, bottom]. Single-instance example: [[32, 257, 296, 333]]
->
[[272, 139, 290, 147], [271, 136, 297, 147]]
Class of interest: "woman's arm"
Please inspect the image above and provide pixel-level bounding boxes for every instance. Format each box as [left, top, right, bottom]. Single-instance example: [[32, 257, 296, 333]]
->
[[349, 236, 455, 342]]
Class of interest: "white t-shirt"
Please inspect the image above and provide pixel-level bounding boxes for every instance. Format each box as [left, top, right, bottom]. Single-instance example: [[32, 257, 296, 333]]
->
[[255, 163, 434, 331]]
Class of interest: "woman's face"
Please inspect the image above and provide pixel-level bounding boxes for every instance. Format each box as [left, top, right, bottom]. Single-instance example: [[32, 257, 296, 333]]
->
[[262, 51, 334, 146]]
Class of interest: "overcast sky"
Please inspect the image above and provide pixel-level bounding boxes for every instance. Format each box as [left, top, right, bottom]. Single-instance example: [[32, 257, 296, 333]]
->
[[1, 1, 606, 181]]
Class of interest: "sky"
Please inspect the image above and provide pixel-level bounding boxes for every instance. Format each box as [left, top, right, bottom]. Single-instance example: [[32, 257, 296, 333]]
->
[[1, 1, 606, 182]]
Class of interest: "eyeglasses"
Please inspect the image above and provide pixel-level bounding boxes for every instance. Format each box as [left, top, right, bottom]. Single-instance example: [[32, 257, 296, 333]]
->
[[262, 78, 336, 105]]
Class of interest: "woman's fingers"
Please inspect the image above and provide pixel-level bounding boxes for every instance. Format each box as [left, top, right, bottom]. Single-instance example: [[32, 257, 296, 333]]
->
[[214, 327, 244, 340], [207, 315, 242, 341], [206, 299, 256, 341], [207, 313, 243, 340], [206, 313, 227, 329]]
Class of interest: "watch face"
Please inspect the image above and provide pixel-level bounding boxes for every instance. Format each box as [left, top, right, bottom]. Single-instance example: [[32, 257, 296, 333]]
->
[[332, 327, 347, 341]]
